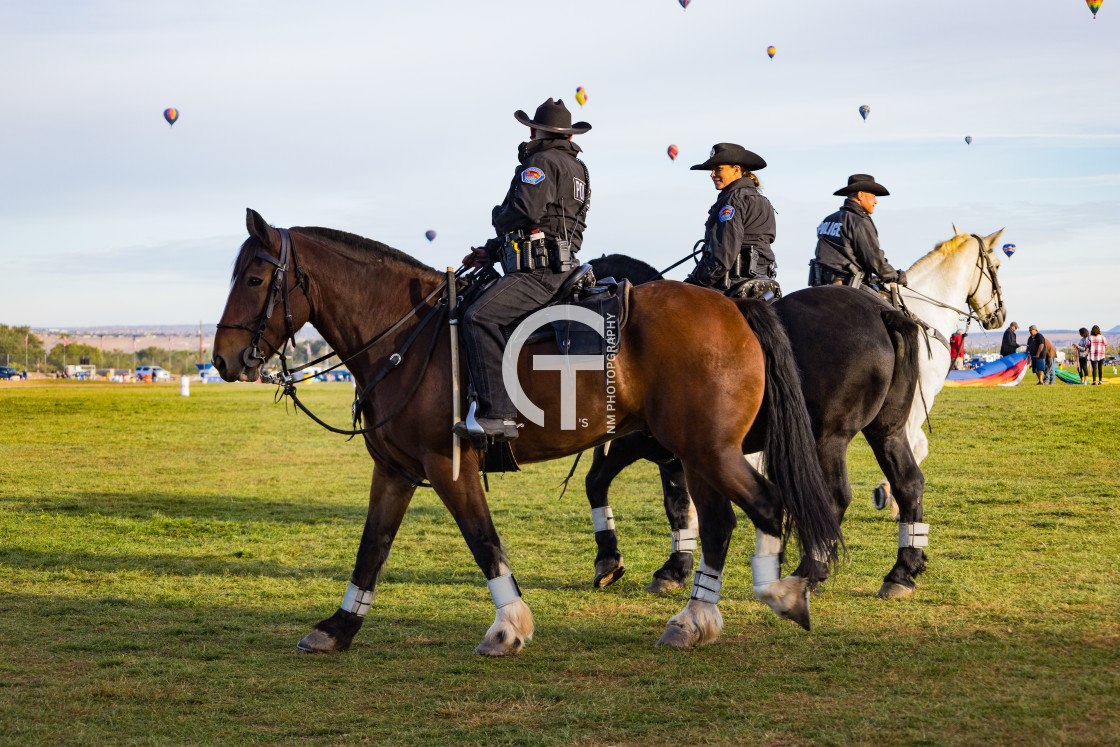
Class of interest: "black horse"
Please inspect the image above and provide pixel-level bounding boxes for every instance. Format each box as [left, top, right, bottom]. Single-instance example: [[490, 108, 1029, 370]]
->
[[585, 230, 1007, 599], [585, 252, 925, 597]]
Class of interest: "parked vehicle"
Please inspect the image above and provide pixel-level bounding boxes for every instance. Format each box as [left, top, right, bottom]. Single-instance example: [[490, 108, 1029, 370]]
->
[[135, 366, 171, 381], [0, 366, 21, 380]]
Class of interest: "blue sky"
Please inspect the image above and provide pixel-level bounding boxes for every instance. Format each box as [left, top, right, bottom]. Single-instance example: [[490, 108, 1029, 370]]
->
[[1, 0, 1117, 336]]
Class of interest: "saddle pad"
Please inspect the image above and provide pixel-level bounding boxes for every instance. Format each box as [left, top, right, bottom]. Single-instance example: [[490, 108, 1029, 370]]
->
[[549, 279, 631, 356]]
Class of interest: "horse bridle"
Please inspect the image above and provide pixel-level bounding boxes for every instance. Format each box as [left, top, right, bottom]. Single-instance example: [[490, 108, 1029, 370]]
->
[[900, 234, 1005, 332], [216, 228, 309, 371], [966, 235, 1005, 330]]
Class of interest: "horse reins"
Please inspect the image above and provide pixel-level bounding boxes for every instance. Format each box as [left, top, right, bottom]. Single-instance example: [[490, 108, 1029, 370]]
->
[[216, 227, 465, 487]]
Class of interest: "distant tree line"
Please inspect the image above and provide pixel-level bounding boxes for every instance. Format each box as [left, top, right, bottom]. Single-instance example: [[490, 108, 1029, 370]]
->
[[1, 324, 335, 375]]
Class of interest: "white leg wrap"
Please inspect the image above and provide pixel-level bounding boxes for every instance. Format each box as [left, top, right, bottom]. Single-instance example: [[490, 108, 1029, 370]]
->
[[340, 582, 375, 617], [690, 556, 723, 604], [591, 506, 615, 532], [752, 529, 782, 596], [671, 526, 699, 553], [899, 522, 930, 548], [487, 572, 521, 609]]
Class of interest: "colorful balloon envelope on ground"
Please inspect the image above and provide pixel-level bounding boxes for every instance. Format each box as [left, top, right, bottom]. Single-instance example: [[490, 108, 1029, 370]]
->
[[163, 108, 178, 127], [1002, 243, 1016, 257], [667, 144, 679, 161], [1087, 0, 1103, 18], [859, 105, 870, 121], [965, 136, 972, 145], [767, 46, 776, 59], [424, 230, 437, 242], [575, 87, 587, 107], [679, 0, 690, 7]]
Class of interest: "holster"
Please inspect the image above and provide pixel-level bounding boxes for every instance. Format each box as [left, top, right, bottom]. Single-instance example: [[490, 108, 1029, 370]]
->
[[499, 231, 576, 274]]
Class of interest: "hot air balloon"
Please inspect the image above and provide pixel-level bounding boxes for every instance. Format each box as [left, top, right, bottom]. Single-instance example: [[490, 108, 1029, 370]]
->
[[425, 230, 437, 242], [575, 86, 587, 107], [767, 46, 776, 59], [1087, 0, 1103, 18], [163, 108, 179, 127], [679, 0, 690, 7], [1002, 243, 1016, 258], [965, 136, 972, 145], [859, 105, 870, 121], [667, 144, 679, 161]]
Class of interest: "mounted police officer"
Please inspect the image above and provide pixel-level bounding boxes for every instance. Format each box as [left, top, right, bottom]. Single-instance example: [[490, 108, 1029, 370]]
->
[[456, 98, 591, 442], [809, 174, 907, 290], [684, 143, 779, 298]]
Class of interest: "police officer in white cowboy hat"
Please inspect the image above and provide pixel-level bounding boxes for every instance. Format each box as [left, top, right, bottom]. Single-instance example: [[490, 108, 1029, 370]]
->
[[457, 98, 592, 442], [810, 173, 906, 289], [685, 143, 779, 294]]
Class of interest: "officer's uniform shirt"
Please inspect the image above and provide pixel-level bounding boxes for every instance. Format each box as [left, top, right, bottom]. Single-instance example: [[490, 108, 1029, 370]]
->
[[814, 197, 900, 283], [702, 177, 777, 275], [484, 137, 589, 260]]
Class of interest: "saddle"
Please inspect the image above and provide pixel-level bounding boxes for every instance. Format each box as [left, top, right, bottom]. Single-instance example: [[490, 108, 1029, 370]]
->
[[456, 264, 633, 474]]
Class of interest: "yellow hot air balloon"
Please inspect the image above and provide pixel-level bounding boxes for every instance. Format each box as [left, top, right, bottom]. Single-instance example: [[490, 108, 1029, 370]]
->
[[575, 87, 588, 107]]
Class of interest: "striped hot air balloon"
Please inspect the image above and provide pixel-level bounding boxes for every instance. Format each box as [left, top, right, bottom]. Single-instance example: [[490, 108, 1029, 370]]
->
[[1002, 243, 1016, 258], [1087, 0, 1103, 19], [667, 144, 679, 161], [679, 0, 690, 8], [965, 136, 972, 145], [163, 108, 179, 127]]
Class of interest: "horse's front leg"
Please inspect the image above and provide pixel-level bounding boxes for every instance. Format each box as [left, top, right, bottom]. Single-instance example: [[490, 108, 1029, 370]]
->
[[428, 458, 534, 657], [647, 459, 698, 594], [866, 430, 927, 600], [297, 463, 416, 653]]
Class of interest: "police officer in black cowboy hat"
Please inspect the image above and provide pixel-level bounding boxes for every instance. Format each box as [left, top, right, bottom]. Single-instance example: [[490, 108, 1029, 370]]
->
[[810, 174, 906, 289], [456, 98, 592, 442], [685, 143, 779, 295]]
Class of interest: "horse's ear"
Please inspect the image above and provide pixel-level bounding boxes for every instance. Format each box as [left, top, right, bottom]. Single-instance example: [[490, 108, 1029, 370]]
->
[[952, 222, 962, 236], [246, 208, 278, 247], [983, 228, 1005, 249]]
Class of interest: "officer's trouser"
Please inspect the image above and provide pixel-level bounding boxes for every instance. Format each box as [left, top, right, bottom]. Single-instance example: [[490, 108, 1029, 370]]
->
[[462, 268, 571, 418]]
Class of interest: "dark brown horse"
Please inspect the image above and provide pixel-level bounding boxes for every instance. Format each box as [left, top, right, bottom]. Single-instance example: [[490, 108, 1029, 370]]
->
[[213, 209, 841, 655]]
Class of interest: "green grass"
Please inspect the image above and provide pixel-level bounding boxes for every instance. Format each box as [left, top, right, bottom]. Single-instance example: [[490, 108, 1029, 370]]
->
[[1, 380, 1118, 745]]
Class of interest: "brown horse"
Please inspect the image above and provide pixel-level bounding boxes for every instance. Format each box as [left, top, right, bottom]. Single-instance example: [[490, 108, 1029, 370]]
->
[[213, 209, 841, 655]]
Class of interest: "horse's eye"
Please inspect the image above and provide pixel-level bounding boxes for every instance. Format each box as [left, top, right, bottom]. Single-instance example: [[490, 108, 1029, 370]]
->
[[247, 277, 264, 287]]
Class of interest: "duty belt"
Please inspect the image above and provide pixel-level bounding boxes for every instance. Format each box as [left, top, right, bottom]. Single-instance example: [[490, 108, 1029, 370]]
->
[[500, 230, 577, 274]]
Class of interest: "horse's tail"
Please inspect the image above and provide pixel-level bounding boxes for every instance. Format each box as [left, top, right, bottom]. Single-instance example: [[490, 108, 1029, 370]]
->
[[735, 298, 843, 567]]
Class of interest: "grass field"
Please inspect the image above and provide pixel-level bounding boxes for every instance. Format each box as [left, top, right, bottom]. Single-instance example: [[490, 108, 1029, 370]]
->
[[1, 379, 1118, 745]]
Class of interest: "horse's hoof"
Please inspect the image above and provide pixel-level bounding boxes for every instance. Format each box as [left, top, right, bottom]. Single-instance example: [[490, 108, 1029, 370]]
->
[[474, 633, 524, 657], [593, 557, 625, 588], [655, 621, 695, 649], [877, 582, 914, 600], [296, 628, 344, 653], [783, 589, 811, 631], [646, 576, 685, 594]]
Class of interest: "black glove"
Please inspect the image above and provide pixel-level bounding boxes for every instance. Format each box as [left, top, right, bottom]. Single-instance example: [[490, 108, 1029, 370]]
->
[[895, 269, 908, 287], [686, 257, 726, 288]]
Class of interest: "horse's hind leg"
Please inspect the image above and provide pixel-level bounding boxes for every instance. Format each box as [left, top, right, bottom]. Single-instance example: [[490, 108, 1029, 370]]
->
[[865, 429, 926, 599], [647, 458, 698, 594], [656, 469, 734, 648], [298, 463, 416, 653]]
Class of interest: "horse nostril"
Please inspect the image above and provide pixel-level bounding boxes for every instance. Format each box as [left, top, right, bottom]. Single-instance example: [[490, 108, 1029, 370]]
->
[[213, 354, 225, 374]]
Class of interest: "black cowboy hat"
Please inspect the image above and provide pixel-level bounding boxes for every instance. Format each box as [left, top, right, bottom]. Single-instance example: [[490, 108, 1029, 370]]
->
[[690, 143, 767, 171], [513, 98, 591, 135], [834, 173, 890, 197]]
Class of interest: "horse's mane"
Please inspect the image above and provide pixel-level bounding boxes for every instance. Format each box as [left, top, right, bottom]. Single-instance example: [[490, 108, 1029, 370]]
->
[[231, 226, 439, 282], [909, 233, 972, 274]]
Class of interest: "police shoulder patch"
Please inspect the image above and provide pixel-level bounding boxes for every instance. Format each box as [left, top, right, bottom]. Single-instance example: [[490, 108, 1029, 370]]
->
[[521, 167, 546, 185], [718, 205, 735, 222]]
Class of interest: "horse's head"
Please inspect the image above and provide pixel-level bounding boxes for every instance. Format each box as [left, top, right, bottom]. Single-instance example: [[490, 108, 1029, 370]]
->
[[962, 227, 1007, 331], [213, 209, 312, 382]]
